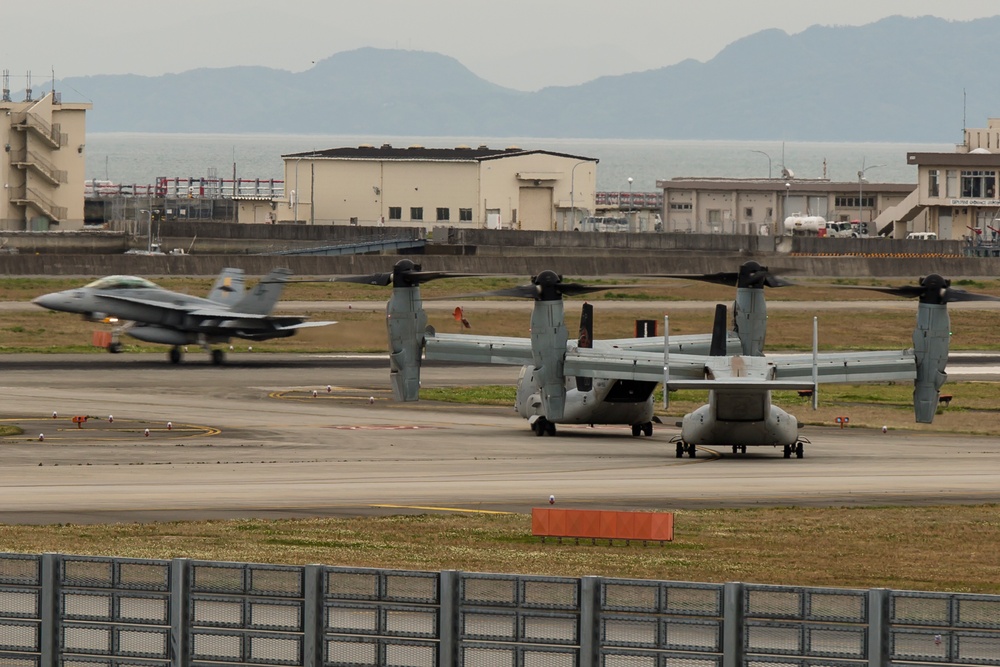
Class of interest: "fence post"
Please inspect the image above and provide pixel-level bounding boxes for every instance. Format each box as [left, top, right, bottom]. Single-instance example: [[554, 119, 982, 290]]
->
[[438, 570, 460, 667], [303, 565, 324, 667], [39, 553, 60, 667], [722, 582, 745, 667], [169, 558, 191, 667], [579, 576, 601, 667], [868, 588, 890, 667]]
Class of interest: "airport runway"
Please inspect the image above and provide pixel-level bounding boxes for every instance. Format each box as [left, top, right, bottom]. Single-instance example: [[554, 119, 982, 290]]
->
[[0, 353, 999, 524]]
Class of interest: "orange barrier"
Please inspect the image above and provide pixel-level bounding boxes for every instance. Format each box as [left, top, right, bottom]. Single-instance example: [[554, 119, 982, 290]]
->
[[92, 331, 112, 348], [532, 508, 673, 543]]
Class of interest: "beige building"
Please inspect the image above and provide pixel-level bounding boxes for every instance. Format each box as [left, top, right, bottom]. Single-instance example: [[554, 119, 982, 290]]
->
[[1, 91, 90, 230], [658, 177, 918, 235], [272, 144, 598, 231], [876, 118, 1000, 240]]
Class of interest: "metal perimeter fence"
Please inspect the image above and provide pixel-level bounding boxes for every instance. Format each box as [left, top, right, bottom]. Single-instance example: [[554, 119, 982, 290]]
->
[[0, 552, 997, 667]]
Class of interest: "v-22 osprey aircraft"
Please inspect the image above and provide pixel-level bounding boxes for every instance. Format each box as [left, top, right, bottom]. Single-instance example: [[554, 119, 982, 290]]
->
[[367, 260, 999, 458]]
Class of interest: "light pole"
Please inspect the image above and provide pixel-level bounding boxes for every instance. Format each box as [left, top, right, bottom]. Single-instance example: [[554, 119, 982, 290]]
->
[[627, 177, 634, 229], [858, 163, 884, 233], [750, 150, 772, 178], [569, 161, 588, 231], [138, 209, 154, 252]]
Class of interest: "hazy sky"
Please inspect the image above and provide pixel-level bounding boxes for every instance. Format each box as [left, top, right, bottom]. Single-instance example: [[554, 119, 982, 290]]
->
[[4, 1, 999, 92]]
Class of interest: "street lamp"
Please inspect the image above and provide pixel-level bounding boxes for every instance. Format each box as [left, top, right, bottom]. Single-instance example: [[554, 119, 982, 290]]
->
[[139, 209, 152, 252], [857, 163, 884, 233], [750, 150, 772, 178], [627, 177, 634, 229], [569, 161, 589, 231]]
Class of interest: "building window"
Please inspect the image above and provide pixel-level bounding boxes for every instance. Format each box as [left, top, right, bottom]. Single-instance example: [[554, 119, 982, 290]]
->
[[744, 207, 753, 219], [436, 207, 450, 221], [459, 208, 472, 221], [946, 170, 958, 198], [707, 209, 722, 223], [928, 169, 940, 197], [961, 170, 996, 198], [388, 207, 401, 220], [835, 196, 875, 209], [669, 203, 692, 210], [410, 207, 423, 221], [766, 207, 773, 219]]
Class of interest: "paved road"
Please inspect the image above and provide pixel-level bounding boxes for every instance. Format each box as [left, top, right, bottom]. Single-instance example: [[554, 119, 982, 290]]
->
[[0, 353, 998, 524]]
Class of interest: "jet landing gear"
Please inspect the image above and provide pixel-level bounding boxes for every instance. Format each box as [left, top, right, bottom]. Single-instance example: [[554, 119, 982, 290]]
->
[[670, 437, 696, 458], [211, 348, 226, 366], [783, 441, 805, 459], [630, 422, 654, 437], [531, 417, 556, 437], [169, 346, 183, 364]]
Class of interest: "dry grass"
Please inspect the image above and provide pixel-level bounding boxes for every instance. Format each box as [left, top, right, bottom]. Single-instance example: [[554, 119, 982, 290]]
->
[[11, 306, 1000, 354], [0, 509, 998, 593], [5, 277, 1000, 592]]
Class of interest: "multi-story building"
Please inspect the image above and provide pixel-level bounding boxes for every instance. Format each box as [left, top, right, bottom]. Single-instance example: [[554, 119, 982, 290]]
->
[[275, 144, 598, 231], [878, 118, 1000, 240], [657, 177, 918, 235], [1, 90, 90, 230]]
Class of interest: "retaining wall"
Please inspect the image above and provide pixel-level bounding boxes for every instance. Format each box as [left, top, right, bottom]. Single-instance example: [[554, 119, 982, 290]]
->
[[2, 253, 998, 279]]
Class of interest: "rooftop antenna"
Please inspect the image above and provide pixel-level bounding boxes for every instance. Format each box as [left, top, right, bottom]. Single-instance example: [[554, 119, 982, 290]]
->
[[24, 70, 32, 102], [1, 70, 9, 102], [51, 66, 55, 96], [963, 88, 967, 145]]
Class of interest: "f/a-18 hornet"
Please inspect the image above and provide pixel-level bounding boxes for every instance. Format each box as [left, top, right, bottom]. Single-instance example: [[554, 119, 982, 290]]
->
[[32, 267, 334, 364]]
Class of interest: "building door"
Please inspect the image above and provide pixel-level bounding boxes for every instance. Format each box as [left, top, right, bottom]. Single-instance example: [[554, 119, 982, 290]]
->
[[518, 187, 553, 231], [938, 210, 952, 240]]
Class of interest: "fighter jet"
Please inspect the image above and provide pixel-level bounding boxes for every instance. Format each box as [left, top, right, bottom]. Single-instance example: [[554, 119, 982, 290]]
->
[[32, 267, 334, 364]]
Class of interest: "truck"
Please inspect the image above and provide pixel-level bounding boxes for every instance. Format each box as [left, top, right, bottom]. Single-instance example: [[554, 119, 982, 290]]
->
[[782, 215, 860, 237]]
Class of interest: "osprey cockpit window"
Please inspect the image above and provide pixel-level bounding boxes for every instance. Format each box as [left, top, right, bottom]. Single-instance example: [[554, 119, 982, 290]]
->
[[85, 276, 159, 290]]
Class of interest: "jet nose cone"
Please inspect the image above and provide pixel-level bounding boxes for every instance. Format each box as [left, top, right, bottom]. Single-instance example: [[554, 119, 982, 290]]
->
[[32, 292, 65, 311]]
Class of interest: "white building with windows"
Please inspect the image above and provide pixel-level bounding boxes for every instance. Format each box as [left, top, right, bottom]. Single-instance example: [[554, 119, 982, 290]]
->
[[275, 144, 598, 231], [875, 118, 1000, 239], [1, 91, 90, 230], [658, 178, 917, 235]]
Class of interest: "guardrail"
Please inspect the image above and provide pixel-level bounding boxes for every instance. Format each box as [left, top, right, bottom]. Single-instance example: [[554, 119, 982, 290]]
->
[[1, 551, 998, 666]]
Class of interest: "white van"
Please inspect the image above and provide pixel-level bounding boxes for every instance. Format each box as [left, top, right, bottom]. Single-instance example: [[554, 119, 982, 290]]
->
[[906, 232, 937, 240]]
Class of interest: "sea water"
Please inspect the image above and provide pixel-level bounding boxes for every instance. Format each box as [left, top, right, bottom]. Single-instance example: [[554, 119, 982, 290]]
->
[[85, 133, 952, 192]]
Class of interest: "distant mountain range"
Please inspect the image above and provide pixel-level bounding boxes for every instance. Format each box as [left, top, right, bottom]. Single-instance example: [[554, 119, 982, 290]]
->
[[53, 15, 1000, 142]]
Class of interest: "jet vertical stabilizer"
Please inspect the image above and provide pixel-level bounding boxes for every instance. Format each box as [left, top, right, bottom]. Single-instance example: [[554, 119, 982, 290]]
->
[[207, 268, 246, 305], [233, 268, 293, 315]]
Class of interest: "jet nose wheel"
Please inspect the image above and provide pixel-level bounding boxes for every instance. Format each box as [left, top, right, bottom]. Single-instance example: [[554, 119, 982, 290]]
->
[[531, 417, 556, 436]]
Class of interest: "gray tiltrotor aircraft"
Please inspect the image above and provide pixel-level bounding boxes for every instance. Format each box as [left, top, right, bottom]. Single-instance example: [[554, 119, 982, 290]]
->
[[32, 267, 333, 364], [363, 260, 735, 437], [376, 260, 1000, 458]]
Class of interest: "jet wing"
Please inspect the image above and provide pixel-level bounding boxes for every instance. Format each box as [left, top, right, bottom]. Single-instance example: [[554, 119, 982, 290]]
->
[[424, 333, 536, 366], [770, 350, 917, 384], [598, 332, 742, 355], [564, 348, 708, 382]]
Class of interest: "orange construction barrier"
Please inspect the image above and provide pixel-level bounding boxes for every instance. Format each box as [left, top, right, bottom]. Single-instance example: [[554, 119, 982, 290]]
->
[[532, 507, 673, 543], [92, 331, 112, 348]]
